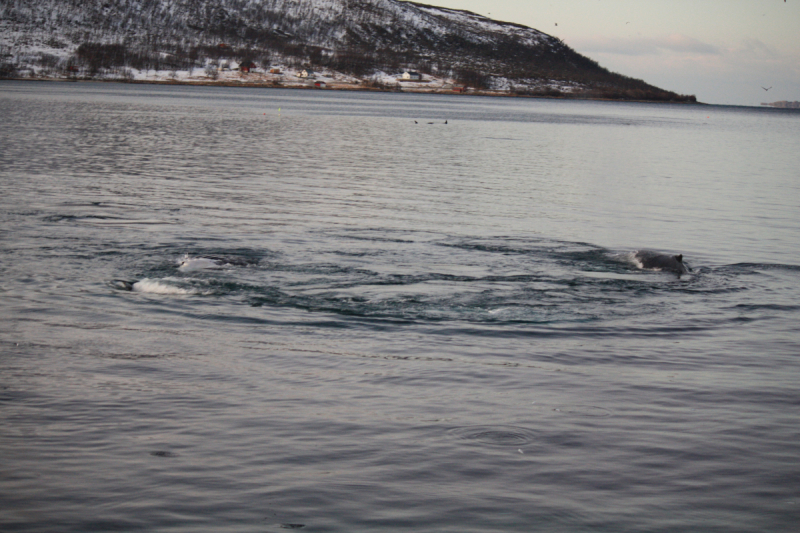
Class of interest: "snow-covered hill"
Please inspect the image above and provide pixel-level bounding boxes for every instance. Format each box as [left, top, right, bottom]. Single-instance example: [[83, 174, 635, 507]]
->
[[0, 0, 695, 100]]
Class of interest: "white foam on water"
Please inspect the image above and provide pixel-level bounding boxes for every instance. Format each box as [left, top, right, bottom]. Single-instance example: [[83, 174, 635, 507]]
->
[[618, 251, 645, 270], [581, 271, 644, 281], [132, 278, 196, 295]]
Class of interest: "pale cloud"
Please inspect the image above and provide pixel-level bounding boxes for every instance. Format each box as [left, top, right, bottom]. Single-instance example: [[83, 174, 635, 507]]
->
[[734, 38, 780, 60], [574, 35, 800, 105], [572, 34, 720, 56]]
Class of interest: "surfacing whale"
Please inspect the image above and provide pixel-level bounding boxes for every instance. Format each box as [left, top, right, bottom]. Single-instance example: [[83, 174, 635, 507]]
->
[[177, 255, 257, 272], [178, 257, 223, 272], [112, 279, 135, 291], [633, 251, 690, 275]]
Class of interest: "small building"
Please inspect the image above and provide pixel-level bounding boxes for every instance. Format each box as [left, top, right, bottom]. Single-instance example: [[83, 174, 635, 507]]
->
[[239, 61, 257, 73], [296, 69, 315, 78], [452, 86, 465, 93], [269, 68, 281, 74], [314, 81, 326, 88], [400, 71, 421, 81]]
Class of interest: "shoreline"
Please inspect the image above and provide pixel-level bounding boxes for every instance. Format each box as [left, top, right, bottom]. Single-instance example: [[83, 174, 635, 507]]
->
[[2, 76, 705, 105]]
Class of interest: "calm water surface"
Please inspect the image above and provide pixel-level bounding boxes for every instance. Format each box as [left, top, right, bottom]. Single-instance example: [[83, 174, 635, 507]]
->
[[1, 81, 799, 532]]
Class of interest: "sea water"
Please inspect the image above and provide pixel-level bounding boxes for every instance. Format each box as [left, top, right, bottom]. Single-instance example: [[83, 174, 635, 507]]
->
[[1, 81, 799, 532]]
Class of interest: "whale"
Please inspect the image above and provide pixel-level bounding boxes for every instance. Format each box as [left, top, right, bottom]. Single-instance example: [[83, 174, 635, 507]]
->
[[177, 255, 257, 272], [633, 251, 690, 275], [178, 257, 224, 272], [112, 279, 135, 291]]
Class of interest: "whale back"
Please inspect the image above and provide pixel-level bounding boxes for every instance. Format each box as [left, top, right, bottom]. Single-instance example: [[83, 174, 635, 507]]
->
[[112, 279, 135, 291], [634, 251, 689, 274]]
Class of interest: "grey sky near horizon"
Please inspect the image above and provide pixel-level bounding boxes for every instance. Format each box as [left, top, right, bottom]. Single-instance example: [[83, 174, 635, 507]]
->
[[415, 0, 799, 106]]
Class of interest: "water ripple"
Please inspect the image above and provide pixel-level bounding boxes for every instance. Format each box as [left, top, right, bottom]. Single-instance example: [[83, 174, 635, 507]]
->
[[448, 425, 538, 447]]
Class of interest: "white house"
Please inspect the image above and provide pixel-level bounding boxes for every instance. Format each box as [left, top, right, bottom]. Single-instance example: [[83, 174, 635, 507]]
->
[[400, 71, 421, 81], [296, 69, 315, 78]]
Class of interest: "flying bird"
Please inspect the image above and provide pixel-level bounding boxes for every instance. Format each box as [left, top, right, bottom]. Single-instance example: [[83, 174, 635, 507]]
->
[[762, 86, 772, 91]]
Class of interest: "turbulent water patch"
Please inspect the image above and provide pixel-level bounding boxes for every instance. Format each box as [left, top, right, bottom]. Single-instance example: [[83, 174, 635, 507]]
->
[[131, 278, 199, 295], [105, 235, 796, 336]]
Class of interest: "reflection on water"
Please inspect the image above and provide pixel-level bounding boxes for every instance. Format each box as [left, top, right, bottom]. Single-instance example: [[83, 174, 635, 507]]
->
[[1, 81, 799, 533]]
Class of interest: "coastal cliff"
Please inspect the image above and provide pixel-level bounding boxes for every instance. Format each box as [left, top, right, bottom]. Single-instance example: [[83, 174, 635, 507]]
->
[[0, 0, 696, 101]]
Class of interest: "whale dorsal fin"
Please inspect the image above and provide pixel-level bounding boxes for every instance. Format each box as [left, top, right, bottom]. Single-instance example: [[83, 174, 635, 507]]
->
[[675, 254, 683, 262]]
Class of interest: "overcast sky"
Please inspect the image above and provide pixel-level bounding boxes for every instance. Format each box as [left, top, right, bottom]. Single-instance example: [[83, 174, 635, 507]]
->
[[417, 0, 799, 106]]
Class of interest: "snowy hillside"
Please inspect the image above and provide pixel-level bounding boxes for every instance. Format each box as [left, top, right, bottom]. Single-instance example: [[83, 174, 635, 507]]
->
[[0, 0, 695, 100]]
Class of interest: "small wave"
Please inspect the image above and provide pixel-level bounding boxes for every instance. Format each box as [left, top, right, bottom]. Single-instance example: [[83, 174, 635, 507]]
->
[[731, 303, 800, 312], [531, 404, 613, 418], [44, 214, 120, 222], [149, 450, 177, 458], [723, 263, 800, 273], [132, 278, 196, 295]]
